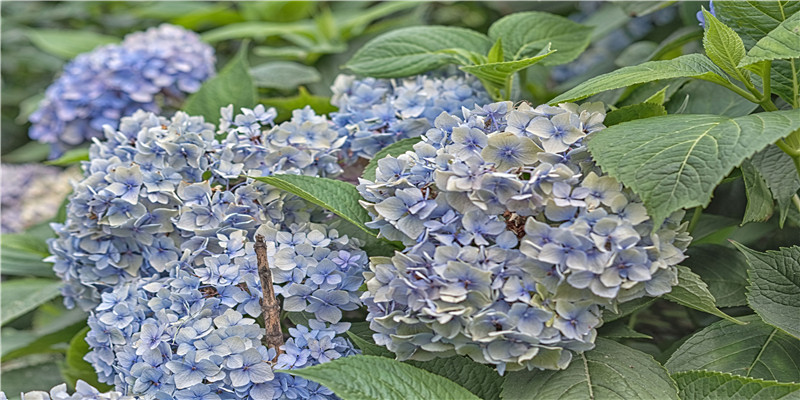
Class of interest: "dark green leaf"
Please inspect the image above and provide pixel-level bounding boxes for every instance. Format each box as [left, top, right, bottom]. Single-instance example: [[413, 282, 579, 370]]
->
[[586, 110, 800, 228], [362, 137, 422, 182], [665, 265, 744, 324], [665, 79, 758, 117], [603, 296, 656, 323], [739, 11, 800, 67], [346, 322, 394, 358], [501, 338, 678, 400], [1, 279, 62, 325], [183, 43, 257, 122], [665, 314, 800, 382], [646, 27, 704, 62], [281, 355, 481, 400], [682, 244, 749, 308], [45, 148, 89, 166], [346, 26, 492, 77], [487, 11, 592, 65], [733, 243, 800, 340], [673, 370, 800, 400], [690, 214, 739, 245], [740, 160, 775, 224], [25, 29, 118, 59], [750, 145, 800, 227], [604, 103, 667, 126], [598, 320, 653, 339], [549, 54, 730, 104], [250, 61, 321, 90]]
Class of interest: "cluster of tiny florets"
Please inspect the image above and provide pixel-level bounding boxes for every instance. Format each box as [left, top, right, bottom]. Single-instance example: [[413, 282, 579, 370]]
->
[[357, 101, 690, 373], [29, 24, 215, 157], [1, 380, 130, 400], [330, 74, 490, 163], [48, 105, 367, 399], [0, 163, 78, 233]]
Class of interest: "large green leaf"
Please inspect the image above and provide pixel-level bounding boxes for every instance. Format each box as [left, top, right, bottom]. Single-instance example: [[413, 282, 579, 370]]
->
[[549, 54, 730, 104], [1, 233, 56, 278], [665, 314, 800, 383], [345, 26, 492, 78], [665, 266, 744, 324], [281, 355, 480, 400], [682, 244, 749, 308], [45, 147, 90, 166], [750, 145, 800, 227], [673, 370, 800, 400], [740, 160, 775, 224], [487, 11, 592, 65], [733, 243, 800, 340], [665, 80, 758, 117], [604, 103, 667, 127], [249, 61, 321, 90], [739, 11, 800, 67], [702, 9, 749, 81], [183, 43, 257, 122], [25, 29, 118, 59], [1, 279, 62, 325], [460, 46, 554, 87], [362, 137, 422, 182], [251, 175, 375, 238], [501, 338, 678, 400], [586, 110, 800, 228]]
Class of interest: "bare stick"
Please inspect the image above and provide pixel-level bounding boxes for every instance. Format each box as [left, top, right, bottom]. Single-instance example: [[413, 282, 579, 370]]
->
[[255, 234, 284, 354]]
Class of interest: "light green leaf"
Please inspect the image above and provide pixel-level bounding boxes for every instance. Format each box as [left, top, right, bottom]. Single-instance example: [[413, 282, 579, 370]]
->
[[362, 137, 422, 182], [501, 338, 678, 400], [281, 355, 481, 400], [750, 145, 800, 227], [26, 29, 118, 59], [549, 54, 730, 104], [702, 9, 748, 81], [665, 79, 758, 117], [1, 279, 62, 325], [682, 244, 749, 308], [45, 147, 89, 166], [410, 356, 504, 400], [741, 160, 775, 224], [665, 265, 744, 324], [733, 243, 800, 340], [487, 38, 504, 63], [183, 43, 257, 122], [345, 26, 492, 78], [1, 233, 55, 278], [617, 1, 675, 18], [739, 11, 800, 67], [250, 175, 375, 238], [586, 110, 800, 228], [665, 314, 800, 383], [262, 87, 337, 123], [201, 21, 313, 43], [487, 11, 592, 65], [249, 61, 321, 90], [673, 370, 800, 400], [460, 45, 554, 88], [604, 103, 667, 127]]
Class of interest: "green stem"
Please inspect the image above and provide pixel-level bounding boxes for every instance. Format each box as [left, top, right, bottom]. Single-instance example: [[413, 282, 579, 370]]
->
[[793, 194, 800, 214], [687, 206, 702, 234], [717, 80, 760, 103], [757, 61, 780, 111], [505, 75, 514, 101]]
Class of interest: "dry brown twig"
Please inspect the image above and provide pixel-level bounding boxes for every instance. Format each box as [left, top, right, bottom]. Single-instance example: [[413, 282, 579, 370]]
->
[[255, 234, 284, 355]]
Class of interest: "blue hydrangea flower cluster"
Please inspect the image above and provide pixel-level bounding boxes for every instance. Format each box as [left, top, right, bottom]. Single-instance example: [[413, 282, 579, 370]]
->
[[357, 101, 691, 373], [29, 24, 215, 158], [329, 74, 490, 163], [1, 380, 129, 400], [48, 105, 368, 398], [1, 163, 77, 233]]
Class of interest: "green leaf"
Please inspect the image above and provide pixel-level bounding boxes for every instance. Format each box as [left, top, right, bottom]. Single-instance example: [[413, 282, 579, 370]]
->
[[249, 61, 321, 90], [665, 265, 744, 324], [646, 27, 704, 62], [345, 26, 492, 78], [750, 145, 800, 227], [618, 1, 675, 18], [739, 11, 800, 67], [487, 11, 592, 65], [183, 43, 257, 122], [665, 314, 800, 383], [603, 296, 656, 323], [673, 370, 800, 400], [346, 323, 394, 358], [250, 175, 376, 238], [201, 21, 313, 43], [281, 354, 481, 400], [487, 38, 504, 63], [2, 354, 69, 399], [733, 243, 800, 340], [690, 214, 740, 245], [409, 356, 504, 400], [740, 160, 775, 224], [45, 147, 89, 166], [2, 320, 85, 361], [501, 338, 678, 400], [682, 244, 749, 308], [604, 103, 667, 127], [549, 54, 730, 104], [262, 87, 337, 123], [586, 110, 800, 228], [460, 45, 554, 88], [665, 79, 759, 117], [1, 279, 62, 325], [616, 41, 658, 67], [1, 233, 55, 278], [62, 327, 112, 391], [25, 29, 118, 59], [702, 9, 748, 81], [362, 137, 422, 182], [598, 320, 653, 339]]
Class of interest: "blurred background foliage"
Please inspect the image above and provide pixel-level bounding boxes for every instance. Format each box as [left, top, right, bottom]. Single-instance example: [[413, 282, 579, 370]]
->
[[7, 1, 797, 398]]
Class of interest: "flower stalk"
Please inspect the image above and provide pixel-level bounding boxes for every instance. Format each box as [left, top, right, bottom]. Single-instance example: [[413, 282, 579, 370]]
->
[[255, 234, 284, 354]]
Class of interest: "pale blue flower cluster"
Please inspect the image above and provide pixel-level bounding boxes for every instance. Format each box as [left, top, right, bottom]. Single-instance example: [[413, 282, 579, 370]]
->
[[358, 101, 690, 373], [48, 105, 367, 398], [330, 74, 490, 163], [29, 24, 215, 158], [0, 380, 130, 400], [1, 163, 75, 233]]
